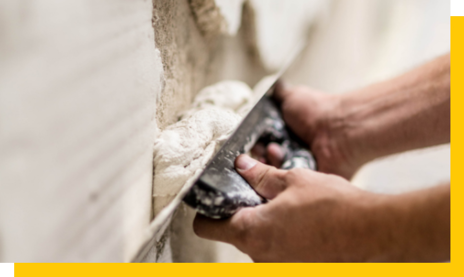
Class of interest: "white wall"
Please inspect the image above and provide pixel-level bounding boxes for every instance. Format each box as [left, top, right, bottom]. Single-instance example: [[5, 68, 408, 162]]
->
[[0, 0, 163, 262]]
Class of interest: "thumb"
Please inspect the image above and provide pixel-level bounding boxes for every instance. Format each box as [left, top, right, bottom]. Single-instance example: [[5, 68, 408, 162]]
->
[[235, 154, 287, 199]]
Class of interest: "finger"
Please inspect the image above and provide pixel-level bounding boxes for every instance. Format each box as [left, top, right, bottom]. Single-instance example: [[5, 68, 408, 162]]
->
[[251, 143, 266, 157], [250, 143, 267, 163], [273, 80, 292, 103], [266, 143, 285, 168], [235, 154, 287, 199], [193, 208, 254, 246]]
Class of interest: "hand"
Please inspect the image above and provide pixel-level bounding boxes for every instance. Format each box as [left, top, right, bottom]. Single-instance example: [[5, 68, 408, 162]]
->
[[253, 82, 363, 179], [194, 155, 388, 262], [194, 54, 452, 262], [264, 53, 450, 178]]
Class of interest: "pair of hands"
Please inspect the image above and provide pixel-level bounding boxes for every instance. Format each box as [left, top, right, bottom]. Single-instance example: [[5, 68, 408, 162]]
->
[[194, 54, 451, 262], [194, 84, 379, 262]]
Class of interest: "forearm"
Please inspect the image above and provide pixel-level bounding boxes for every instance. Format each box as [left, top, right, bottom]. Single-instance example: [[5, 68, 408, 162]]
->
[[369, 184, 450, 262], [340, 54, 450, 164]]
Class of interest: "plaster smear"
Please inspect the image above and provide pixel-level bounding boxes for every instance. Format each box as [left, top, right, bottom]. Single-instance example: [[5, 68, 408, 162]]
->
[[153, 81, 255, 216]]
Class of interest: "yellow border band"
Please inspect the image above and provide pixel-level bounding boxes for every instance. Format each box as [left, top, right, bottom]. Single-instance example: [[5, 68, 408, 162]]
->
[[450, 15, 462, 267]]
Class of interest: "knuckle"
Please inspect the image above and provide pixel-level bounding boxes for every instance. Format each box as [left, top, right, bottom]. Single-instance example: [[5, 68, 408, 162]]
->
[[255, 167, 273, 189], [285, 168, 311, 188], [324, 172, 343, 182], [285, 168, 304, 180]]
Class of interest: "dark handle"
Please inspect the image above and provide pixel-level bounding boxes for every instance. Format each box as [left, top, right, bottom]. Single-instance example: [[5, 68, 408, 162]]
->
[[281, 146, 317, 170]]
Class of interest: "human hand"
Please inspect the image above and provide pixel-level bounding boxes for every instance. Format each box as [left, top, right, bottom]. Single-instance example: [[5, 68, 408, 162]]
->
[[252, 82, 363, 180], [262, 56, 451, 177], [194, 155, 388, 262]]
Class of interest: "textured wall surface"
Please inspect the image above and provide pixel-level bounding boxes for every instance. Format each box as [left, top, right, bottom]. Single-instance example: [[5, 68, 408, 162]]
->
[[0, 0, 163, 262], [0, 0, 271, 263]]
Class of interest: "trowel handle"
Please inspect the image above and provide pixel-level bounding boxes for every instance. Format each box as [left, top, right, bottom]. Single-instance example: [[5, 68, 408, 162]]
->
[[281, 147, 317, 170]]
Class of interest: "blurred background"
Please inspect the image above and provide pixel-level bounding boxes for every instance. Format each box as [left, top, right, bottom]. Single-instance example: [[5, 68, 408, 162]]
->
[[0, 0, 449, 262]]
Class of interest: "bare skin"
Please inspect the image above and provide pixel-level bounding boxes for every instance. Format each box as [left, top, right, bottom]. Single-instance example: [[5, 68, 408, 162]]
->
[[194, 54, 450, 262]]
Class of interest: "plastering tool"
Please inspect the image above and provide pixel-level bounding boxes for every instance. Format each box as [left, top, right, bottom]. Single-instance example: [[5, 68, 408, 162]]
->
[[183, 80, 317, 219], [183, 40, 316, 219]]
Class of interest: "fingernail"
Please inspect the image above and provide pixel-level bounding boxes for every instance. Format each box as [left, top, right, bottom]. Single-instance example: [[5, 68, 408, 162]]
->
[[236, 155, 257, 171]]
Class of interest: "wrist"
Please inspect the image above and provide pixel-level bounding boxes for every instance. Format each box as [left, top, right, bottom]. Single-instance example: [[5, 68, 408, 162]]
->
[[312, 93, 371, 178], [335, 89, 388, 169], [372, 186, 450, 262], [361, 187, 450, 262], [359, 193, 407, 261]]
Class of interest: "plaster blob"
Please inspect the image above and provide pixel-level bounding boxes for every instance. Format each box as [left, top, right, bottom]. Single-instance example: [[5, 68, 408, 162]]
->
[[153, 81, 254, 216]]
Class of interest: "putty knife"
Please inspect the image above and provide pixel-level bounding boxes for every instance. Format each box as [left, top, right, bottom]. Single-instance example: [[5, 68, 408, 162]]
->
[[183, 40, 317, 219], [183, 81, 317, 219]]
